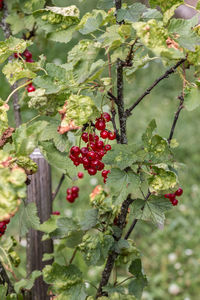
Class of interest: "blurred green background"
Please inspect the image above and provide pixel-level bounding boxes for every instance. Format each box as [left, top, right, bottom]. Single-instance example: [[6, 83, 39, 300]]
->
[[1, 1, 200, 299]]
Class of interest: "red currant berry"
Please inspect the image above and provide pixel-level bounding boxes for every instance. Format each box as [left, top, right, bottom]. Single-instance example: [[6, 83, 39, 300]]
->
[[94, 135, 99, 142], [78, 172, 84, 179], [4, 219, 10, 225], [108, 132, 116, 140], [88, 142, 97, 151], [104, 144, 112, 151], [66, 195, 75, 203], [72, 192, 78, 199], [103, 178, 107, 184], [26, 58, 34, 63], [102, 170, 110, 178], [74, 160, 80, 166], [164, 194, 171, 199], [95, 120, 106, 131], [14, 53, 19, 58], [82, 157, 90, 166], [96, 140, 104, 149], [69, 154, 77, 162], [67, 188, 72, 195], [87, 151, 96, 161], [72, 186, 79, 193], [169, 193, 176, 201], [27, 85, 36, 93], [101, 112, 111, 122], [175, 188, 183, 197], [98, 150, 106, 159], [70, 146, 80, 156], [23, 50, 32, 59], [80, 147, 88, 156], [172, 199, 179, 206], [81, 132, 88, 143], [91, 160, 99, 169], [88, 133, 95, 142], [88, 168, 97, 176], [52, 211, 60, 215], [100, 130, 109, 139], [97, 161, 105, 171]]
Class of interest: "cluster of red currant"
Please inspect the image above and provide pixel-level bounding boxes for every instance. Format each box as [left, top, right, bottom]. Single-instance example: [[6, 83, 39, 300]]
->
[[0, 0, 3, 10], [66, 186, 79, 203], [69, 113, 114, 183], [164, 187, 183, 206], [0, 219, 10, 238], [14, 49, 36, 93]]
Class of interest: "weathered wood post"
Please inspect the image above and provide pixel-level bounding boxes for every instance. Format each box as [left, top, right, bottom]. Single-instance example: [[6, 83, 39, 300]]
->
[[26, 148, 53, 300]]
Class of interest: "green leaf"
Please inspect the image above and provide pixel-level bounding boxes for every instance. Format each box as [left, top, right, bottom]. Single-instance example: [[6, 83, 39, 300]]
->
[[168, 16, 200, 51], [14, 271, 41, 294], [46, 63, 66, 81], [97, 0, 113, 9], [39, 141, 76, 176], [117, 3, 147, 23], [128, 276, 148, 299], [33, 76, 61, 94], [65, 230, 84, 248], [149, 0, 183, 12], [79, 12, 103, 35], [132, 196, 172, 225], [43, 263, 87, 300], [39, 215, 58, 234], [48, 25, 77, 43], [0, 37, 32, 64], [18, 202, 40, 236], [0, 285, 7, 299], [129, 259, 142, 278], [80, 209, 98, 231], [184, 85, 200, 111], [103, 144, 138, 170], [13, 121, 47, 156], [19, 0, 45, 14], [50, 217, 79, 238], [3, 61, 36, 85], [0, 100, 9, 136], [148, 166, 177, 192]]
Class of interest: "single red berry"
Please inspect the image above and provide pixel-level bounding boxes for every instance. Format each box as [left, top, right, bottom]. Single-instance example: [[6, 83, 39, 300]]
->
[[102, 170, 108, 178], [88, 133, 95, 142], [95, 120, 106, 131], [14, 53, 19, 58], [81, 132, 88, 143], [23, 50, 32, 59], [67, 188, 72, 195], [104, 144, 112, 151], [52, 211, 60, 215], [100, 130, 109, 139], [88, 168, 97, 176], [103, 178, 107, 184], [69, 154, 77, 162], [88, 142, 97, 151], [4, 219, 10, 225], [27, 85, 36, 93], [91, 160, 99, 169], [72, 186, 79, 193], [72, 192, 78, 199], [101, 112, 111, 122], [172, 199, 179, 206], [108, 131, 116, 140], [82, 157, 90, 167], [78, 172, 84, 179], [97, 161, 105, 171], [98, 149, 106, 158], [96, 140, 104, 149], [169, 193, 176, 201], [94, 135, 99, 142], [70, 146, 80, 156], [80, 147, 88, 156], [66, 194, 75, 203], [87, 151, 96, 160], [74, 160, 80, 166], [175, 188, 183, 197], [164, 194, 171, 199]]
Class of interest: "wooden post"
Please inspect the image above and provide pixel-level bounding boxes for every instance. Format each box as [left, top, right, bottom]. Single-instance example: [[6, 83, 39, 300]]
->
[[26, 148, 53, 300]]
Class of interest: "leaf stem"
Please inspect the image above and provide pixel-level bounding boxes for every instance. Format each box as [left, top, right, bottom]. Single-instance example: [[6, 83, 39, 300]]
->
[[5, 80, 32, 104]]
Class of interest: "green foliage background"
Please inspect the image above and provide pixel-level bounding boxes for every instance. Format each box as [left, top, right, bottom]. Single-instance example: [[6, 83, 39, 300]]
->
[[0, 0, 200, 299]]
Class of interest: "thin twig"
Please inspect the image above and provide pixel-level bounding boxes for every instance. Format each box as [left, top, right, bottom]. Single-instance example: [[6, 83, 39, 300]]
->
[[0, 261, 15, 294], [96, 195, 133, 298], [52, 174, 65, 201], [125, 58, 186, 118], [69, 248, 78, 265], [124, 191, 151, 240], [168, 95, 184, 144]]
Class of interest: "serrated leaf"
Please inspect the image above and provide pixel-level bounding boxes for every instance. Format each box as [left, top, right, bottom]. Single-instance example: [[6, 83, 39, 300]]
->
[[117, 3, 147, 23], [80, 209, 98, 231], [39, 141, 76, 176], [13, 121, 47, 156], [18, 202, 40, 236], [50, 217, 79, 238], [14, 270, 41, 294], [3, 61, 36, 85], [128, 276, 148, 300], [132, 197, 172, 225], [184, 86, 200, 111], [103, 144, 138, 170], [33, 76, 61, 94], [46, 63, 66, 81], [79, 13, 103, 35], [149, 0, 183, 12], [65, 230, 84, 248], [129, 259, 142, 278], [43, 263, 87, 300], [19, 0, 45, 14], [0, 37, 32, 64], [148, 166, 177, 192], [48, 25, 77, 43]]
